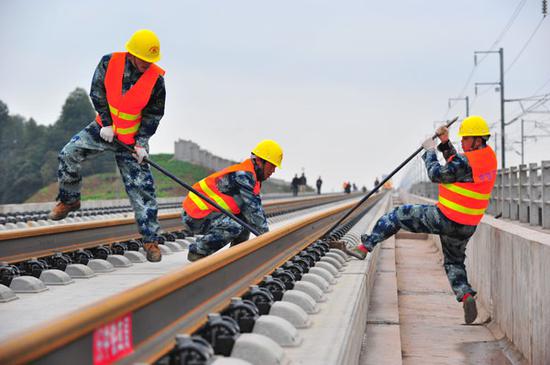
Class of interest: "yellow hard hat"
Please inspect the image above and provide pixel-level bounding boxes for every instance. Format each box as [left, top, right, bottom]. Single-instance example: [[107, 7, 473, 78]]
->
[[125, 29, 161, 63], [458, 115, 490, 137], [252, 140, 283, 168]]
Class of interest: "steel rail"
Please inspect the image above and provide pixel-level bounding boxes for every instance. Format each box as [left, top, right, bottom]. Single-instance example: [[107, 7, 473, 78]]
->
[[0, 194, 353, 264], [0, 195, 380, 365]]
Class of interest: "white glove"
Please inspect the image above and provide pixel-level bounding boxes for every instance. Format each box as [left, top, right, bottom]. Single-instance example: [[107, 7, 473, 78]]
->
[[133, 146, 148, 164], [99, 126, 114, 143], [422, 136, 436, 151]]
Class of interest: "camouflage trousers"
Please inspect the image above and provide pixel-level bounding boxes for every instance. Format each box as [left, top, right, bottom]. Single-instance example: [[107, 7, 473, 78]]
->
[[182, 212, 250, 255], [362, 204, 477, 301], [56, 121, 160, 242]]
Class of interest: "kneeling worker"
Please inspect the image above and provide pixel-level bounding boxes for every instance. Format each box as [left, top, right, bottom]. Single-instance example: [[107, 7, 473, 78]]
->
[[346, 116, 497, 324], [182, 140, 283, 261]]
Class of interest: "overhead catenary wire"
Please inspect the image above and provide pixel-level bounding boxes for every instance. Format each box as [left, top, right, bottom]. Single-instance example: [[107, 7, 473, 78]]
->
[[442, 0, 528, 119], [505, 16, 547, 74]]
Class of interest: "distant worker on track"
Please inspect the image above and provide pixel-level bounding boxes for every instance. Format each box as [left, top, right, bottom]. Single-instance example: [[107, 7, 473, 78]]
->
[[48, 29, 166, 263], [346, 116, 497, 324], [291, 174, 300, 196], [316, 176, 323, 195], [182, 140, 283, 262]]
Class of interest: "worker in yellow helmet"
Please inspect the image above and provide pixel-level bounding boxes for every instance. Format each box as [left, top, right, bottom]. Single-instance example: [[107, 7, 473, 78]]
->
[[346, 116, 497, 324], [182, 140, 283, 261], [49, 30, 166, 262]]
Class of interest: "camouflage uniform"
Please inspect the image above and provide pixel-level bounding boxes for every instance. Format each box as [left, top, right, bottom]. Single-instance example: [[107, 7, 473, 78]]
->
[[183, 168, 269, 255], [362, 141, 478, 301], [56, 53, 165, 242]]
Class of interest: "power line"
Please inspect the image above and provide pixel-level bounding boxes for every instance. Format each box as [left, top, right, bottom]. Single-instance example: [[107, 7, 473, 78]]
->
[[508, 75, 550, 118], [505, 17, 547, 73], [443, 0, 528, 119], [469, 85, 498, 110]]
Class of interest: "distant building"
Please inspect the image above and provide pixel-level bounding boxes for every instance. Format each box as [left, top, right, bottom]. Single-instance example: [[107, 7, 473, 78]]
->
[[174, 139, 288, 190], [174, 139, 235, 171]]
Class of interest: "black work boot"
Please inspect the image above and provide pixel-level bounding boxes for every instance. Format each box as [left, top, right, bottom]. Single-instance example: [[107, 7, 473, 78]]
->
[[187, 251, 207, 262], [462, 293, 478, 324]]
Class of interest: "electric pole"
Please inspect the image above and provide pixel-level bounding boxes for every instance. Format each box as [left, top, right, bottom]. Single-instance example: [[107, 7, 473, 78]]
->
[[448, 96, 470, 117], [474, 48, 506, 168]]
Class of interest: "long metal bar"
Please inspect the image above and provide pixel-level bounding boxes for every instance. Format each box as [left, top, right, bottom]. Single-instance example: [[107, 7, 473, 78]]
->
[[0, 198, 379, 365], [114, 139, 261, 236], [321, 116, 458, 238]]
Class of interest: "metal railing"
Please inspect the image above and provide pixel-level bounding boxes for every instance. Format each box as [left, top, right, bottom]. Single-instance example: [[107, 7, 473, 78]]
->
[[487, 160, 550, 229]]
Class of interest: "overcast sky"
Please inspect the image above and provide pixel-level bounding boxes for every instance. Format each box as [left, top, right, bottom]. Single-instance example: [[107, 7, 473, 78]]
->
[[1, 0, 549, 192]]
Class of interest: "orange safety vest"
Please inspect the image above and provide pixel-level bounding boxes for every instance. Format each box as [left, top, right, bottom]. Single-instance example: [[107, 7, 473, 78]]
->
[[183, 159, 262, 219], [437, 146, 497, 226], [95, 52, 165, 145]]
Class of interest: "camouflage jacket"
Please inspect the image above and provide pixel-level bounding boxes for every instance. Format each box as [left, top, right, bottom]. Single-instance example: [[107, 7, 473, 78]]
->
[[421, 141, 474, 183], [216, 169, 269, 235], [90, 53, 166, 147]]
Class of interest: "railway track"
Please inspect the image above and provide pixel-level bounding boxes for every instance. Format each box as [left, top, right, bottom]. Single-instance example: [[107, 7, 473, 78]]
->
[[0, 192, 385, 365], [0, 193, 356, 265]]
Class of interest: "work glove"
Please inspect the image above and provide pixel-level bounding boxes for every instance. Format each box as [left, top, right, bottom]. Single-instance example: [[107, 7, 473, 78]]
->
[[435, 126, 449, 143], [99, 126, 115, 143], [133, 146, 148, 164], [421, 136, 436, 151]]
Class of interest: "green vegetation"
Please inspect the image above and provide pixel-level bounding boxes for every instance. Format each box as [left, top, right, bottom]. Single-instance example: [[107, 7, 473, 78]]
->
[[0, 88, 115, 204], [27, 153, 291, 203], [2, 88, 292, 204], [27, 156, 213, 202]]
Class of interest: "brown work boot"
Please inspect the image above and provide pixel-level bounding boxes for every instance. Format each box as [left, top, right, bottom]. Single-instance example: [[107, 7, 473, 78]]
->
[[143, 242, 162, 262], [48, 201, 81, 220]]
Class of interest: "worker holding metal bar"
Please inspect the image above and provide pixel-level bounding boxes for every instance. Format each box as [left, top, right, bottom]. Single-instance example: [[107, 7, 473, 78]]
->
[[346, 116, 497, 324], [48, 30, 166, 263], [182, 140, 283, 262]]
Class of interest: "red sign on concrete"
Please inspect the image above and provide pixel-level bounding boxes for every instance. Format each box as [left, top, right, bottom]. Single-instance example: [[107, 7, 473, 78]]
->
[[93, 313, 133, 365]]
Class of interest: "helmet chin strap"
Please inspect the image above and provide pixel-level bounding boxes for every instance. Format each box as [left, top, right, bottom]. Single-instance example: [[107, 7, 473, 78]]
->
[[252, 157, 266, 182], [464, 137, 486, 152]]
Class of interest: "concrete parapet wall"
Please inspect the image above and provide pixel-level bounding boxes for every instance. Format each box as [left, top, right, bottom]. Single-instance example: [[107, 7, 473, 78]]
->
[[402, 192, 550, 365]]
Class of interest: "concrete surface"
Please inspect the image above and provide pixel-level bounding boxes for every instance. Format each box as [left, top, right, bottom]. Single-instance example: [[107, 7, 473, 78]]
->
[[0, 199, 359, 342], [396, 235, 511, 365], [404, 192, 549, 365], [360, 237, 402, 365]]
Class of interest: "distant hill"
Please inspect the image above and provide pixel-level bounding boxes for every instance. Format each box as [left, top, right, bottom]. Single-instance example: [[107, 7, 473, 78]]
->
[[0, 89, 295, 204], [27, 153, 292, 203]]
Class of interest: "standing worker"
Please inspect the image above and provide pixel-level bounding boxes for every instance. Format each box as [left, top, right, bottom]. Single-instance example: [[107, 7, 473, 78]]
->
[[182, 140, 283, 261], [345, 116, 497, 324], [316, 176, 323, 195], [48, 30, 166, 263], [299, 172, 307, 193], [291, 174, 300, 196]]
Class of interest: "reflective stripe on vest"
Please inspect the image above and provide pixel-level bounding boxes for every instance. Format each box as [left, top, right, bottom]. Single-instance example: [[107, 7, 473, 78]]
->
[[183, 159, 261, 219], [436, 146, 497, 226], [95, 52, 165, 145], [109, 105, 141, 121]]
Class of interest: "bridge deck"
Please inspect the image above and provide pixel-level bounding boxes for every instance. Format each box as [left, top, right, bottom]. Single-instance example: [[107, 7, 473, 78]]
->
[[361, 232, 515, 364]]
